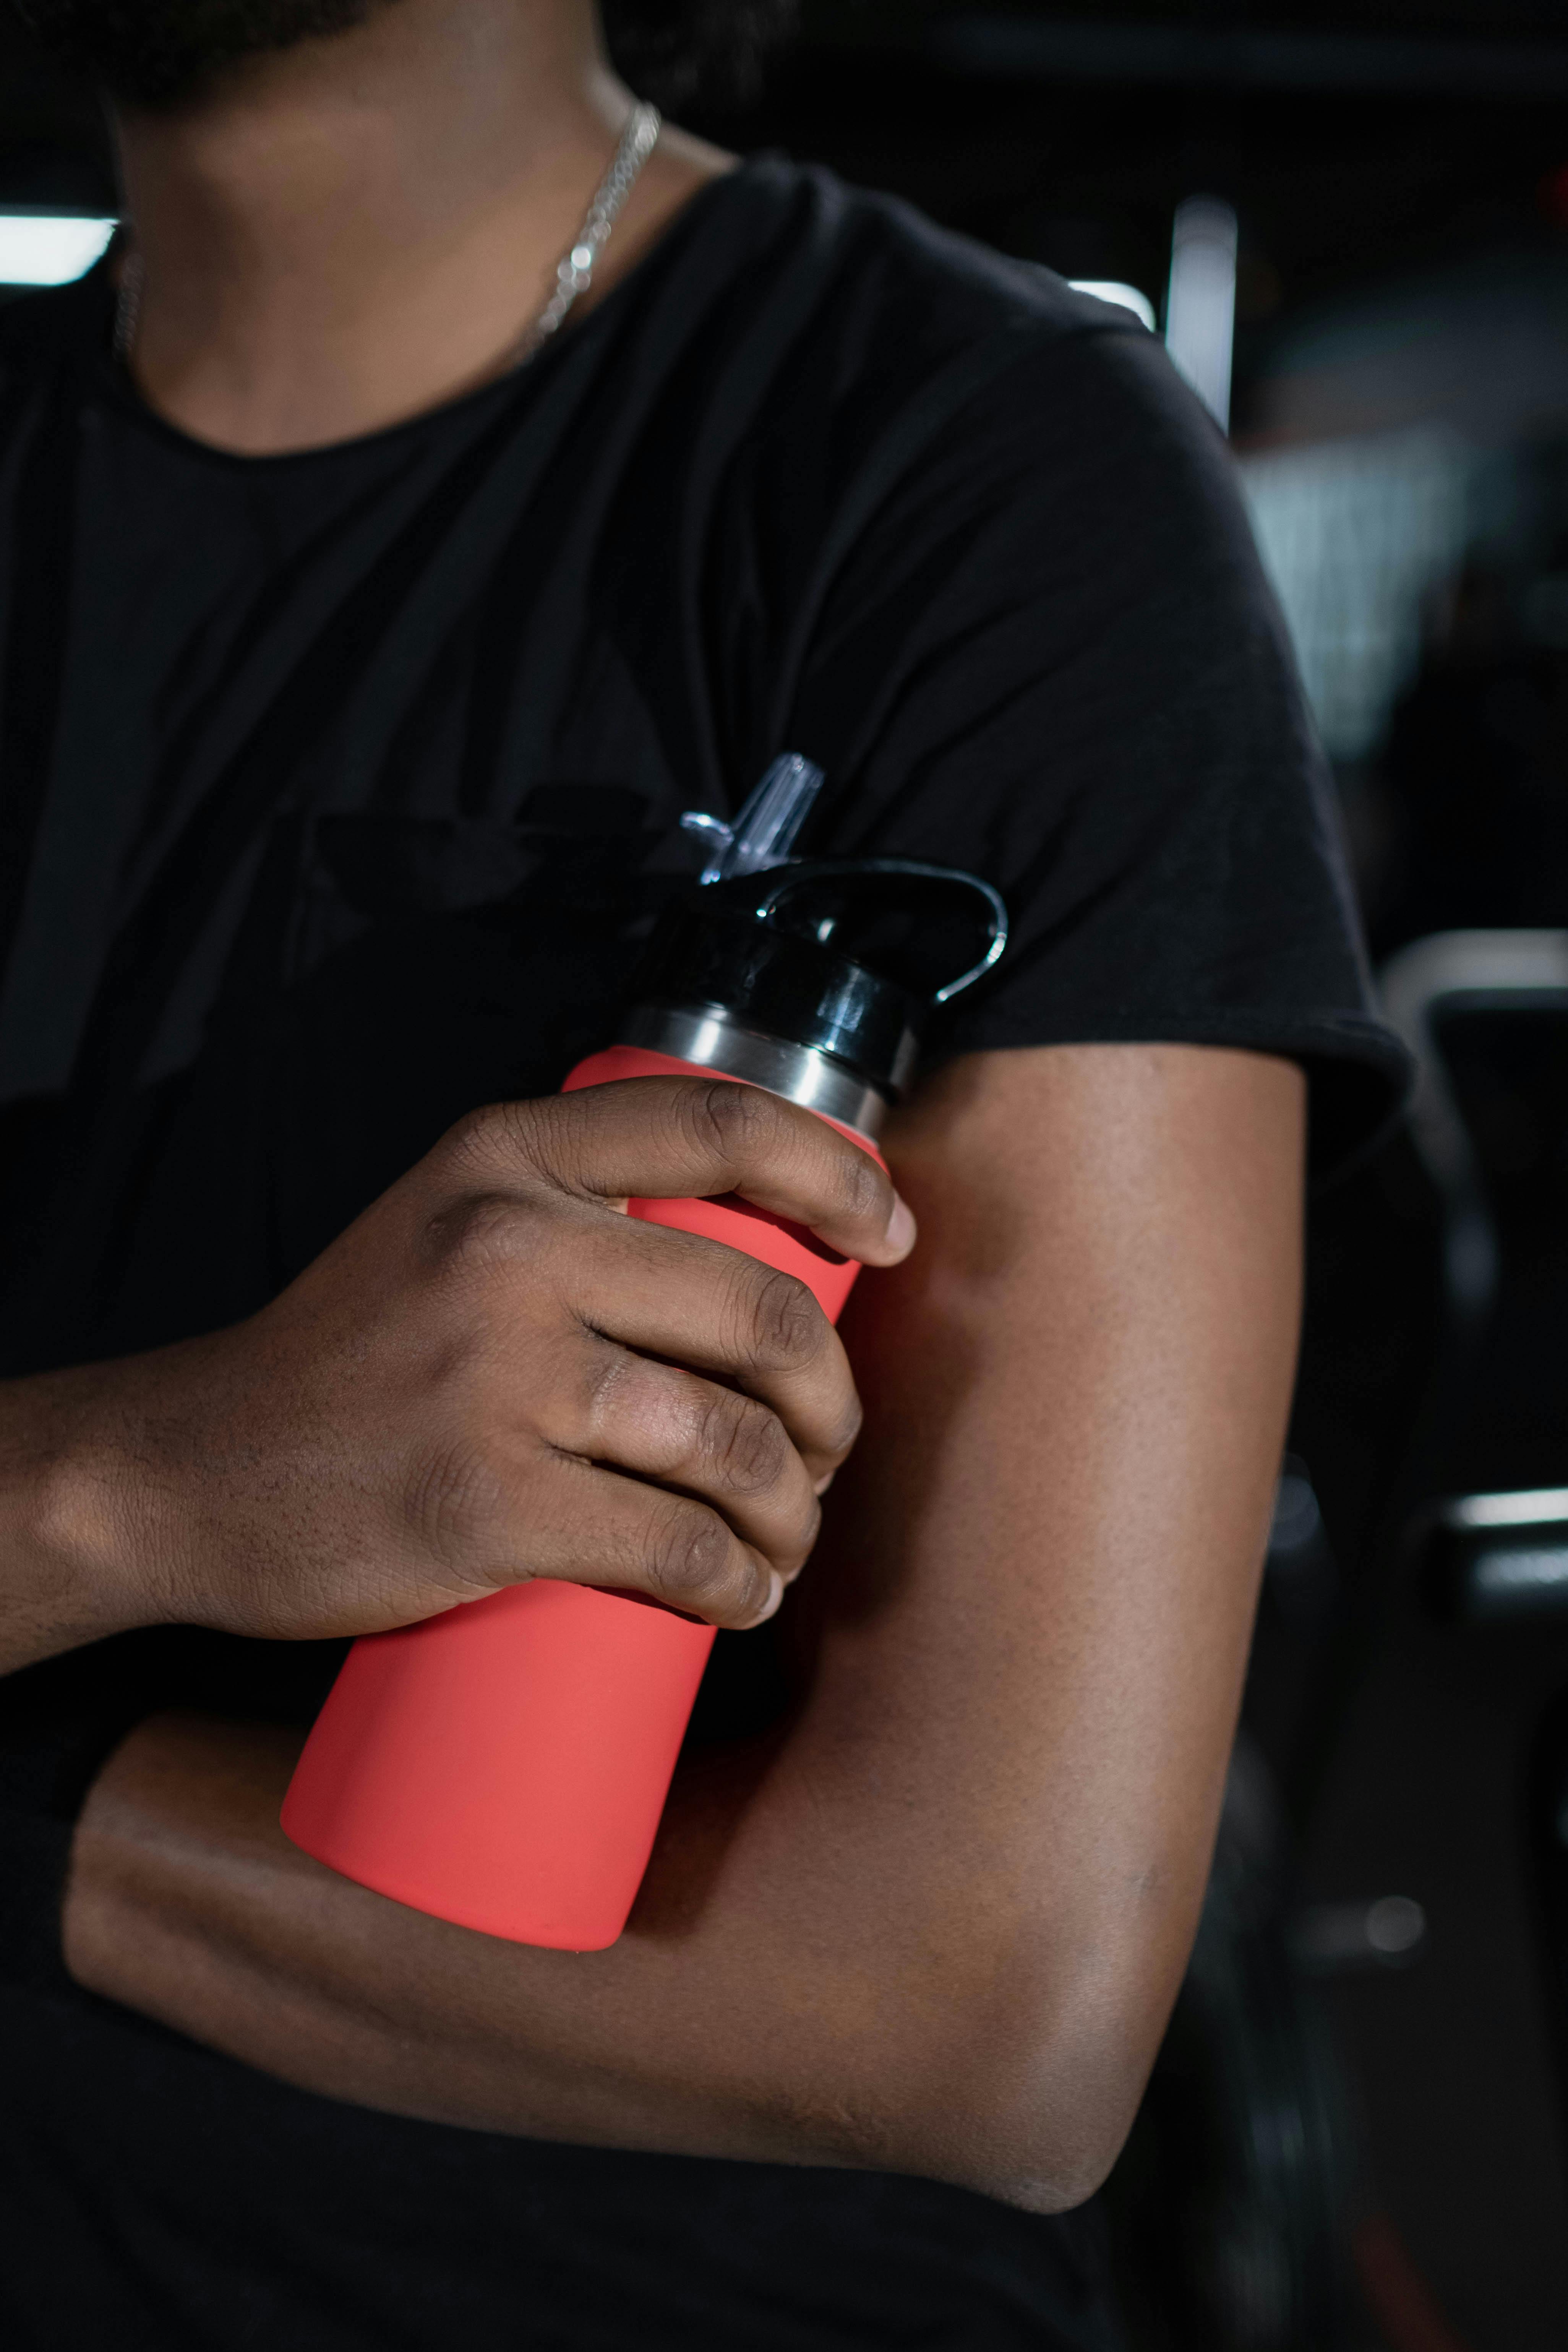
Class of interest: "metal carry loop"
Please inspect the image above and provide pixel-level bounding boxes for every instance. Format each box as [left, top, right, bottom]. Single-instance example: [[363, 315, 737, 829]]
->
[[745, 858, 1010, 1005], [681, 752, 1010, 1004]]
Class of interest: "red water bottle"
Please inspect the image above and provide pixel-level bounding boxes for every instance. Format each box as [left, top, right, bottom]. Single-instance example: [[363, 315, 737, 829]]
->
[[282, 762, 1005, 1950]]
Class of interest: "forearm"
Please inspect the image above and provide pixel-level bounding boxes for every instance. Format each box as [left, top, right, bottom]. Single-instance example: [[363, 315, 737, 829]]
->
[[64, 1708, 1018, 2186]]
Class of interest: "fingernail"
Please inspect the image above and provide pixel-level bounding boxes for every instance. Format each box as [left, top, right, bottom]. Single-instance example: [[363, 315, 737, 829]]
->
[[813, 1469, 836, 1497], [885, 1194, 917, 1254], [751, 1570, 784, 1626]]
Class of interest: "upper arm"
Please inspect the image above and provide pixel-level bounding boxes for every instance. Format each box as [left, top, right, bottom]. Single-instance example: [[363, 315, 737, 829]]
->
[[758, 1035, 1305, 2203]]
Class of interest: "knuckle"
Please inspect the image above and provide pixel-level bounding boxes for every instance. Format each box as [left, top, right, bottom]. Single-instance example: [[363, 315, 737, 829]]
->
[[644, 1500, 739, 1612], [697, 1390, 790, 1495], [681, 1077, 775, 1165], [444, 1097, 542, 1173], [577, 1332, 631, 1426], [740, 1267, 824, 1375], [439, 1102, 498, 1165], [833, 1143, 889, 1231], [420, 1188, 540, 1272]]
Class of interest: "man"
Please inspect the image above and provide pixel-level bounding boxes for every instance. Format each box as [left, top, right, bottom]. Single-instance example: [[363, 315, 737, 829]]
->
[[0, 3, 1406, 2344]]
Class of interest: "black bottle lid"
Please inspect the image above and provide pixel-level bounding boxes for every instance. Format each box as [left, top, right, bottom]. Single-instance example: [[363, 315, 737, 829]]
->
[[632, 859, 1007, 1103]]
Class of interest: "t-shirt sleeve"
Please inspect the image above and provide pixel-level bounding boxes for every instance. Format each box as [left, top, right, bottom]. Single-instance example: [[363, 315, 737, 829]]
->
[[786, 319, 1412, 1173]]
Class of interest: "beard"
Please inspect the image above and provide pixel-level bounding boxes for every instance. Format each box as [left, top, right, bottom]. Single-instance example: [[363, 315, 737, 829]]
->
[[601, 2, 798, 110], [10, 1, 401, 109]]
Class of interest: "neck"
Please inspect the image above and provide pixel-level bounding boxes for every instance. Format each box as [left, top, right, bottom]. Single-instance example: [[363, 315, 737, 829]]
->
[[113, 0, 730, 456]]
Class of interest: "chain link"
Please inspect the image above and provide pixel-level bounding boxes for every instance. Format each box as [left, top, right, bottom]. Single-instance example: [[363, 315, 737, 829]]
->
[[526, 100, 663, 354]]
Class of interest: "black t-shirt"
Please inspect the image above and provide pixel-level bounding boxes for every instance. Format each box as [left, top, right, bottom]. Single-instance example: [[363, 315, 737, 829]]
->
[[0, 158, 1406, 2350]]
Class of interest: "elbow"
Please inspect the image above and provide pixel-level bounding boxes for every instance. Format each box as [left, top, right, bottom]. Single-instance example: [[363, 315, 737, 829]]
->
[[831, 1955, 1166, 2215], [922, 2032, 1149, 2218], [942, 2040, 1149, 2216]]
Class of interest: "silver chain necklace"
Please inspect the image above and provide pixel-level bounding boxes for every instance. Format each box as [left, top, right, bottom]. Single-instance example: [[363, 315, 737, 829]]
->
[[113, 98, 662, 375], [518, 99, 661, 359]]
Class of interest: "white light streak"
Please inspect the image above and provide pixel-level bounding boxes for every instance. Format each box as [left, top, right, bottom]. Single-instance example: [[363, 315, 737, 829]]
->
[[1068, 279, 1156, 331], [1165, 196, 1238, 432], [1470, 1546, 1568, 1605], [0, 214, 117, 287], [1443, 1488, 1568, 1530]]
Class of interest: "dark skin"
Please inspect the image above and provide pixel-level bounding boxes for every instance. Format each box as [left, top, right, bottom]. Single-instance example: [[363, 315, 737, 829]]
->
[[45, 1043, 1304, 2208], [2, 1080, 904, 1668], [105, 0, 737, 454], [0, 0, 1307, 2212]]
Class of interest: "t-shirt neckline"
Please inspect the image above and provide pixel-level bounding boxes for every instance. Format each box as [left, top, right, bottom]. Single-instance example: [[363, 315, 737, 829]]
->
[[83, 154, 775, 476]]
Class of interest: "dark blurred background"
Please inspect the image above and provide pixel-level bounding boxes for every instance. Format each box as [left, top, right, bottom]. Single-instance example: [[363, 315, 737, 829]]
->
[[7, 4, 1568, 2347]]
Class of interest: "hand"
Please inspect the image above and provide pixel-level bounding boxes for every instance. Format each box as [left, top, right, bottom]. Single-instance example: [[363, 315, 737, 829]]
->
[[59, 1079, 915, 1643]]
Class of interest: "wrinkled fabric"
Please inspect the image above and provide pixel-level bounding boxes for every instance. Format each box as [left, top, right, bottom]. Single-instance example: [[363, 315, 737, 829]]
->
[[0, 156, 1401, 2349]]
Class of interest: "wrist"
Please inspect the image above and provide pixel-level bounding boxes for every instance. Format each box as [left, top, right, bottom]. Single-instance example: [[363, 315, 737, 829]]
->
[[0, 1361, 166, 1669]]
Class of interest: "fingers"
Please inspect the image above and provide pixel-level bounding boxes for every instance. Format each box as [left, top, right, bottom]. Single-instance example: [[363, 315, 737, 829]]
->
[[418, 1184, 863, 1486], [396, 1079, 908, 1635], [552, 1346, 821, 1582], [457, 1081, 917, 1268], [560, 1211, 863, 1486], [514, 1456, 785, 1631]]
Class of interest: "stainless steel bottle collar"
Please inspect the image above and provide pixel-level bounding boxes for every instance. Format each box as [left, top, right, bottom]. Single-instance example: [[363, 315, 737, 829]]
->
[[620, 1004, 890, 1142]]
